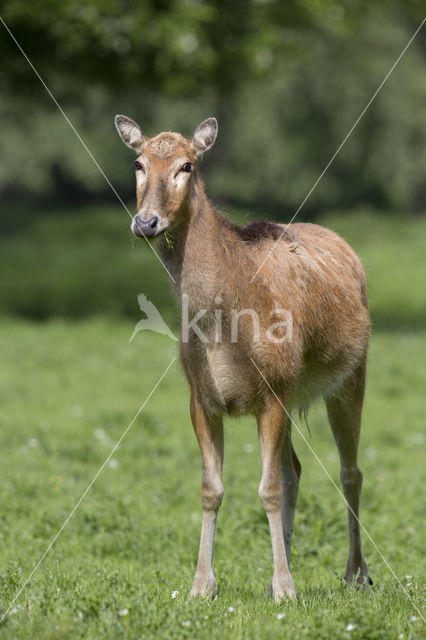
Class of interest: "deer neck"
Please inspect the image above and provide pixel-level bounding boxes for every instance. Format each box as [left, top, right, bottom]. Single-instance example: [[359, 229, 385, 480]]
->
[[158, 177, 230, 309]]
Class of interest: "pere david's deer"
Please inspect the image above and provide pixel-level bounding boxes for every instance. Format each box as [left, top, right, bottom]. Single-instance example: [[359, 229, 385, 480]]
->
[[115, 115, 372, 601]]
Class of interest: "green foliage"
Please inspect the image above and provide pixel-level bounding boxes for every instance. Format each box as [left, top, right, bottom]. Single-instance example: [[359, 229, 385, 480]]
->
[[1, 3, 426, 213], [210, 12, 426, 213], [0, 0, 373, 97], [0, 319, 424, 638]]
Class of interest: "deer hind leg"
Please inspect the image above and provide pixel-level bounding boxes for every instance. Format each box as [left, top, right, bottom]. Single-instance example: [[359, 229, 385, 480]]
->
[[258, 398, 297, 601], [189, 393, 224, 598], [325, 361, 371, 587], [281, 419, 301, 568]]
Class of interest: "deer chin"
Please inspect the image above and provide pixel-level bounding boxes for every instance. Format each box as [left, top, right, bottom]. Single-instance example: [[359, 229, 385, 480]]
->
[[133, 229, 167, 243]]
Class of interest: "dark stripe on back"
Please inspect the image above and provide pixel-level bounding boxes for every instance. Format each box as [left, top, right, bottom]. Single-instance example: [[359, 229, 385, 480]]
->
[[227, 219, 298, 244]]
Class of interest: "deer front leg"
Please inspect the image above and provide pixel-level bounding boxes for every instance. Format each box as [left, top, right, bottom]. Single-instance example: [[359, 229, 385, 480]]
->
[[189, 393, 224, 598], [258, 398, 297, 601]]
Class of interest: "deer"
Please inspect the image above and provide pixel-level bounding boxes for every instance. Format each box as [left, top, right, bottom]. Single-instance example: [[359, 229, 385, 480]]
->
[[115, 114, 372, 601]]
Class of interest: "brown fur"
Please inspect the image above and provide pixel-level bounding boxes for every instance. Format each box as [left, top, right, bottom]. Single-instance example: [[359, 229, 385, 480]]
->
[[116, 118, 371, 600]]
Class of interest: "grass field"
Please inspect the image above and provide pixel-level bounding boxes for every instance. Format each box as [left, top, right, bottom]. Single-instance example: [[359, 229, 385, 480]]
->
[[0, 210, 425, 638]]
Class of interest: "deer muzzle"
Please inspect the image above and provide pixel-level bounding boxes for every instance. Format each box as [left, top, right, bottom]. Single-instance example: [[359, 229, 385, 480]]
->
[[131, 214, 160, 239]]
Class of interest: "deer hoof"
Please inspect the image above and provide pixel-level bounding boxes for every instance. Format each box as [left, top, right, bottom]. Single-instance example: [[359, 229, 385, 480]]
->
[[345, 560, 371, 591], [190, 575, 217, 598], [264, 578, 297, 601]]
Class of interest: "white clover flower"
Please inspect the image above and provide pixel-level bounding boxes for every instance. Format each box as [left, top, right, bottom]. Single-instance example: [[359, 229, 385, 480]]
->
[[228, 606, 235, 613], [346, 623, 355, 631], [118, 608, 128, 616], [277, 612, 286, 620], [182, 620, 191, 627], [171, 590, 179, 599]]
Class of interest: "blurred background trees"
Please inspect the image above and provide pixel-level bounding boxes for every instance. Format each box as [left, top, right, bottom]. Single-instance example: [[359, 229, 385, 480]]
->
[[1, 0, 425, 215]]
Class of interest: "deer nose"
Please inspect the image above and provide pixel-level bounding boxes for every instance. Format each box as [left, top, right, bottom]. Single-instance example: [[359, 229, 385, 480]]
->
[[132, 214, 159, 238]]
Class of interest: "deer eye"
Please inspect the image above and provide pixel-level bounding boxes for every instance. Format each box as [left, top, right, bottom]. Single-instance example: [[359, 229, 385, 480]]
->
[[181, 162, 193, 173], [134, 160, 143, 171]]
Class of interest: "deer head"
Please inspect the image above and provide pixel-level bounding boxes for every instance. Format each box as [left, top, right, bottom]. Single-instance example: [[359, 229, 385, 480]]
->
[[115, 115, 218, 240]]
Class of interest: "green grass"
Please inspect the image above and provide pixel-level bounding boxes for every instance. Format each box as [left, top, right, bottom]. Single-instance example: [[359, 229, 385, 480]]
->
[[0, 318, 424, 639]]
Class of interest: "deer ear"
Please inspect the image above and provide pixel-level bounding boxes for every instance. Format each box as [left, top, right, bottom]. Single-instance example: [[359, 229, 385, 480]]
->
[[115, 115, 146, 152], [192, 117, 218, 159]]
